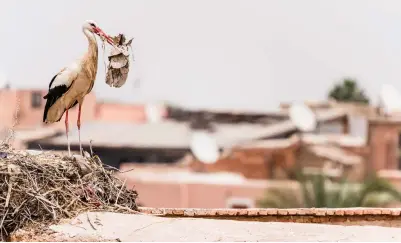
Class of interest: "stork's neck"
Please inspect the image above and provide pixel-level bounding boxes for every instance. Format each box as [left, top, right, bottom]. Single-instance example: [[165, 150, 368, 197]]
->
[[82, 29, 99, 80], [83, 29, 98, 59]]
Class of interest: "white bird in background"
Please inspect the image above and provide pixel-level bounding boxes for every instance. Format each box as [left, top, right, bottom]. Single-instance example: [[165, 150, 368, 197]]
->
[[43, 20, 120, 156]]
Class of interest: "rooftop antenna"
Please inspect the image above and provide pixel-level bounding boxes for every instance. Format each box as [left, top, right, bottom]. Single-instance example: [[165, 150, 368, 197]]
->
[[379, 84, 401, 116], [189, 130, 220, 165]]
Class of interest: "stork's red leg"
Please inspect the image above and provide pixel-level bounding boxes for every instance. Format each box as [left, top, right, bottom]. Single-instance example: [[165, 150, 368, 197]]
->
[[77, 103, 83, 155], [65, 109, 71, 156]]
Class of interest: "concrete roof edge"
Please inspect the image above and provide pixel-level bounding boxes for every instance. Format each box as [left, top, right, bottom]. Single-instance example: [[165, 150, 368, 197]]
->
[[138, 207, 401, 217]]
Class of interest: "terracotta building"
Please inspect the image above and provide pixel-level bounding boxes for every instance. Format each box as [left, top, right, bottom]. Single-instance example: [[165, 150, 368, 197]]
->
[[368, 117, 401, 172], [0, 88, 97, 130], [0, 87, 167, 148], [117, 163, 300, 208], [23, 99, 368, 178], [0, 88, 169, 129], [5, 89, 401, 207], [3, 88, 401, 183]]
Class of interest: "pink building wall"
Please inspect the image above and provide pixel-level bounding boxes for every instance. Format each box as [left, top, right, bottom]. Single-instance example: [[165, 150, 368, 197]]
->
[[0, 88, 164, 132], [125, 179, 293, 209]]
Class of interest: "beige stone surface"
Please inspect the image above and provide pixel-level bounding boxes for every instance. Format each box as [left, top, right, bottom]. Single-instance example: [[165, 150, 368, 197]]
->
[[26, 212, 401, 242]]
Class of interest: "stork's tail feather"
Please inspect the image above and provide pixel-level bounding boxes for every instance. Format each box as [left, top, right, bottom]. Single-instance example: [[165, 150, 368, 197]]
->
[[43, 85, 69, 123], [43, 93, 62, 123], [43, 93, 78, 123]]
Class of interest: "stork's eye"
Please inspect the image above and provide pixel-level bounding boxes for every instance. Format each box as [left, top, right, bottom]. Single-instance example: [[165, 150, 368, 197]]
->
[[90, 23, 96, 27]]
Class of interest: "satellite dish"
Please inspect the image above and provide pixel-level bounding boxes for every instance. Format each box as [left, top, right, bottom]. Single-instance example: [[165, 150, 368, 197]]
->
[[379, 84, 401, 114], [145, 103, 163, 123], [190, 131, 220, 164], [289, 103, 317, 132]]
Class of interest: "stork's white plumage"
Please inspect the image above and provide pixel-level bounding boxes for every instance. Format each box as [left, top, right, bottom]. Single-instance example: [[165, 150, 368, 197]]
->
[[43, 20, 119, 156], [49, 64, 80, 89]]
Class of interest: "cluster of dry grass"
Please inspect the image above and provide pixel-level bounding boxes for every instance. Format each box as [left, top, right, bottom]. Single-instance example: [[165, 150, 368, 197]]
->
[[0, 144, 138, 241]]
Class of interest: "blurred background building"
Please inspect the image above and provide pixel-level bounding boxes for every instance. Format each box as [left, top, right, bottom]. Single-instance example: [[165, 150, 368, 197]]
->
[[2, 85, 401, 208], [3, 0, 401, 209]]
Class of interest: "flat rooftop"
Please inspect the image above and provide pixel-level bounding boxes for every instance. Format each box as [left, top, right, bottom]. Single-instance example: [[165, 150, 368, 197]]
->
[[20, 210, 401, 242]]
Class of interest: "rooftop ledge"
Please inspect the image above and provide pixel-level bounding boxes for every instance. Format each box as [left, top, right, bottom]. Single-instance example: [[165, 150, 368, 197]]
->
[[138, 207, 401, 225], [13, 210, 401, 242]]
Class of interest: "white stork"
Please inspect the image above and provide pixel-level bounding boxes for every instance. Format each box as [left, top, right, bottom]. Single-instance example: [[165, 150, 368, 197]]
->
[[43, 20, 120, 156]]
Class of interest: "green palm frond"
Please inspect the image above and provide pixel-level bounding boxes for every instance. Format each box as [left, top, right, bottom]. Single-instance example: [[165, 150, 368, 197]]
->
[[297, 173, 313, 207], [362, 192, 397, 207], [312, 175, 327, 208], [257, 187, 303, 208], [257, 172, 401, 208]]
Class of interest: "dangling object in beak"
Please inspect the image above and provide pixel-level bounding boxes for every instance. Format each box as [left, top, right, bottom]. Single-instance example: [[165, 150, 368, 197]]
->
[[104, 33, 134, 88]]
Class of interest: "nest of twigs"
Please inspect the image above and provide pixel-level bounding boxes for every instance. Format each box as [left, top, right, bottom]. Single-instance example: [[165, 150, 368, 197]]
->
[[0, 145, 138, 241]]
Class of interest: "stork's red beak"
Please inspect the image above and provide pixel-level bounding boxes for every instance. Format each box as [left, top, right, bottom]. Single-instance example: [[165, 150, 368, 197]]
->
[[94, 27, 122, 51]]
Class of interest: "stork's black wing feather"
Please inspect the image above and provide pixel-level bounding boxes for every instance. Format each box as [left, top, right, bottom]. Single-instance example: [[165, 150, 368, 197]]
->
[[42, 74, 77, 123]]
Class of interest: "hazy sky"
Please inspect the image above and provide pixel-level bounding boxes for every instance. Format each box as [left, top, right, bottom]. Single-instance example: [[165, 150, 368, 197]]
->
[[1, 0, 401, 111]]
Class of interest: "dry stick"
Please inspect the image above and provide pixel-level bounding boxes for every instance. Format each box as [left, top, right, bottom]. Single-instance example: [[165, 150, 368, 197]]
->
[[128, 219, 174, 236], [5, 165, 13, 208], [42, 187, 63, 197], [12, 199, 27, 216], [52, 207, 57, 220], [102, 163, 135, 173], [113, 204, 156, 216], [114, 204, 136, 213], [86, 213, 97, 230], [89, 139, 94, 157], [2, 98, 20, 146], [118, 168, 135, 174], [26, 192, 71, 217], [0, 209, 9, 236], [0, 171, 19, 175], [65, 198, 78, 210], [5, 180, 12, 208], [26, 171, 39, 192], [36, 199, 56, 220], [114, 179, 126, 206]]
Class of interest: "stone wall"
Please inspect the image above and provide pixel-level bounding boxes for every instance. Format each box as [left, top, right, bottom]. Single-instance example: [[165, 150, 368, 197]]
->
[[139, 207, 401, 227]]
